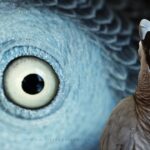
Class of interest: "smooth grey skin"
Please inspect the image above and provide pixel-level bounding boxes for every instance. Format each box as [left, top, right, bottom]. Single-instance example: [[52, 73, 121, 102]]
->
[[100, 23, 150, 150]]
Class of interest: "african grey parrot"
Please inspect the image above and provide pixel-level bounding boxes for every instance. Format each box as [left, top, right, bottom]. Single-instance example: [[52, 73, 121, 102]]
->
[[100, 19, 150, 150], [0, 0, 150, 150]]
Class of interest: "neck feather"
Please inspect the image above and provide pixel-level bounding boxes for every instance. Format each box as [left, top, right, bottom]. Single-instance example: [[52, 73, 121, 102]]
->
[[135, 67, 150, 135]]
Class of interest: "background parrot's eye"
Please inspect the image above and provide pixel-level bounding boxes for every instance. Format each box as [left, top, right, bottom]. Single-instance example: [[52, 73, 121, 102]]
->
[[3, 56, 59, 109]]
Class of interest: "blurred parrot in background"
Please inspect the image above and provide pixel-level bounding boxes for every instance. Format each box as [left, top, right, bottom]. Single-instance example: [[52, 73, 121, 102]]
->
[[0, 0, 150, 150], [100, 19, 150, 150]]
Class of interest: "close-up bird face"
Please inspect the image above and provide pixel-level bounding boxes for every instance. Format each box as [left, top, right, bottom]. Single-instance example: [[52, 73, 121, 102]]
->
[[0, 0, 150, 150], [0, 3, 115, 150]]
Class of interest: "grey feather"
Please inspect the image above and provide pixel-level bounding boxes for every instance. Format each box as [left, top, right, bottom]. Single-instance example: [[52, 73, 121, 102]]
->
[[100, 96, 150, 150]]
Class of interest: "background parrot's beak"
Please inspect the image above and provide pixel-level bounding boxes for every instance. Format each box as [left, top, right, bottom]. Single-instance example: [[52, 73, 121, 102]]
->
[[139, 19, 150, 68], [139, 19, 150, 40]]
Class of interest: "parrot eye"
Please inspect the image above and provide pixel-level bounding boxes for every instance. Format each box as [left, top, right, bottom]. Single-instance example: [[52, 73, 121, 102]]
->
[[3, 56, 59, 109]]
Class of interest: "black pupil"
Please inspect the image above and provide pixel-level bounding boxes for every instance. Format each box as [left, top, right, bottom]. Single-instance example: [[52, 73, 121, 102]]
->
[[22, 74, 44, 95]]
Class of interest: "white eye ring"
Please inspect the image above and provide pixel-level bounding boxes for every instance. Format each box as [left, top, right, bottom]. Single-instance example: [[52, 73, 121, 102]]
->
[[3, 56, 59, 109]]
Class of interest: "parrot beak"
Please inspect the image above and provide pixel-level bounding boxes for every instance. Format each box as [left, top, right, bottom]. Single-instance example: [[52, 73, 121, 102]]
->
[[139, 19, 150, 40], [139, 19, 150, 68]]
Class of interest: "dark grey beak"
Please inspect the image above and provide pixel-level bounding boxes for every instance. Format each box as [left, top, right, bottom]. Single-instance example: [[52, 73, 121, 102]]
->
[[139, 19, 150, 40]]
